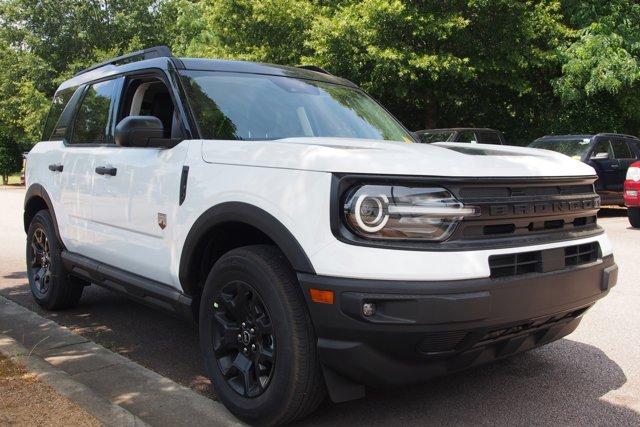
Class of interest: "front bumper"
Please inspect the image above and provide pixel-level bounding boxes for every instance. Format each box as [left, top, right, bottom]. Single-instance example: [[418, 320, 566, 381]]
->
[[298, 255, 617, 390]]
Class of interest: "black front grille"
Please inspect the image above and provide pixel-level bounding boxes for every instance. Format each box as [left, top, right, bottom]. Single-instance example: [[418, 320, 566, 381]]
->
[[489, 242, 600, 278], [449, 179, 601, 243]]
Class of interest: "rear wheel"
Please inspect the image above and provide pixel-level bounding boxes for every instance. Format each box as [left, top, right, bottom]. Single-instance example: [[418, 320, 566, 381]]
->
[[200, 245, 325, 425], [629, 207, 640, 228], [26, 210, 86, 310]]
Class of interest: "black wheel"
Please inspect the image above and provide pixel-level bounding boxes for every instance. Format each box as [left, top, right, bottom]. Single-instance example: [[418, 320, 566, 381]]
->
[[630, 207, 640, 228], [26, 210, 86, 310], [200, 245, 325, 425]]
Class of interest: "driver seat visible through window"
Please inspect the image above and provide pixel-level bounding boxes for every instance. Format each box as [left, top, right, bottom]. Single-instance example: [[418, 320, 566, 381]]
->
[[121, 78, 181, 140]]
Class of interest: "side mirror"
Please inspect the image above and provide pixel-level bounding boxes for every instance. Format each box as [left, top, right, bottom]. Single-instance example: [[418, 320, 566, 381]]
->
[[591, 152, 610, 160], [115, 116, 164, 148]]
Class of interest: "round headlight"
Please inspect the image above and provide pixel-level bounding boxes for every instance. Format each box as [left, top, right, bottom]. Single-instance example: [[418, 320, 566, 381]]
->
[[354, 195, 389, 233]]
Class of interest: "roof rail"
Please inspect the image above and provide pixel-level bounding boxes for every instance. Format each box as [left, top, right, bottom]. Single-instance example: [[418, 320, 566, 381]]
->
[[297, 65, 332, 75], [595, 132, 639, 140], [74, 46, 173, 76]]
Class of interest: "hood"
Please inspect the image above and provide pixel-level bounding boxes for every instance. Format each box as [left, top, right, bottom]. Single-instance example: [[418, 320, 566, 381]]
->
[[201, 137, 596, 178]]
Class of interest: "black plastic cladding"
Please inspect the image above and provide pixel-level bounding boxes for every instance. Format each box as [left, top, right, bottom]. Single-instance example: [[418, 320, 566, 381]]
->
[[330, 173, 604, 251]]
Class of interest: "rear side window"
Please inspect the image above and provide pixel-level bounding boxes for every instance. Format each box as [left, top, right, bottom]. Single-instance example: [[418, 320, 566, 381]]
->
[[42, 87, 76, 141], [70, 79, 119, 144]]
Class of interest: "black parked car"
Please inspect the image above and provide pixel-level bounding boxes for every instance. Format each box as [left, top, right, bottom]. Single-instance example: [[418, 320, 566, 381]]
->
[[415, 127, 506, 145], [529, 134, 640, 205]]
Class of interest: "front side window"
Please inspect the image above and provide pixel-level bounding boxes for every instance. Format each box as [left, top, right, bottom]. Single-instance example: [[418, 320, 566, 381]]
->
[[180, 71, 413, 143], [417, 131, 454, 143], [70, 79, 119, 144], [612, 138, 633, 159], [457, 131, 477, 143], [477, 132, 502, 145]]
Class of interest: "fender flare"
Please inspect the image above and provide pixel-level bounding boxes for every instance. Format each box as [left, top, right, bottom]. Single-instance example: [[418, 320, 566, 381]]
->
[[23, 184, 64, 245], [178, 202, 316, 294]]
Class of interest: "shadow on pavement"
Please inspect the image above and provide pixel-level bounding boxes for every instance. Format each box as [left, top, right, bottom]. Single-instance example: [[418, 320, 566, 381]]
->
[[299, 339, 637, 426], [3, 271, 26, 280], [1, 280, 637, 425], [598, 207, 628, 218]]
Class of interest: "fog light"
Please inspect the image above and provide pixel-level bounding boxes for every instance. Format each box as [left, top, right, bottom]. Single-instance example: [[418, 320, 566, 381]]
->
[[362, 302, 376, 317]]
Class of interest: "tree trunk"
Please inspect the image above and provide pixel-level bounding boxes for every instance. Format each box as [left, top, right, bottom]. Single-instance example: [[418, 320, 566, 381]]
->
[[2, 175, 8, 185], [424, 102, 438, 129]]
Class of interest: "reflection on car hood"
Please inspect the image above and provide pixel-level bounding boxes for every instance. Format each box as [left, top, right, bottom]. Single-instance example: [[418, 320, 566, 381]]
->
[[201, 138, 596, 178]]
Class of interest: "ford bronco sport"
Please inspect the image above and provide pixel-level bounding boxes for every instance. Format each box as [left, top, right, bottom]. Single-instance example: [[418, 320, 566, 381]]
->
[[24, 47, 617, 425]]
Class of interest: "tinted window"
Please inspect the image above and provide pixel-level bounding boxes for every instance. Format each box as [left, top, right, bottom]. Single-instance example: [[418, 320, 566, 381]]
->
[[417, 131, 454, 143], [180, 71, 412, 142], [529, 137, 592, 159], [70, 80, 118, 144], [592, 138, 614, 158], [477, 132, 502, 145], [42, 87, 77, 141], [458, 131, 477, 143], [612, 138, 633, 159], [629, 141, 640, 158]]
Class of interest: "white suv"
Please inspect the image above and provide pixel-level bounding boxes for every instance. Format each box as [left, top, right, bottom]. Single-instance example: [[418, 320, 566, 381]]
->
[[24, 47, 617, 425]]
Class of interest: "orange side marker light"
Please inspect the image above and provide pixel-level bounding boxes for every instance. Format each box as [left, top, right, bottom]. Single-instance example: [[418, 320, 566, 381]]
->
[[309, 289, 334, 304]]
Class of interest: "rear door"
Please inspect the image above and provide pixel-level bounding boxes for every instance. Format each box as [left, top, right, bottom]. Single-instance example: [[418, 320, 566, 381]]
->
[[58, 78, 122, 253], [612, 137, 637, 190]]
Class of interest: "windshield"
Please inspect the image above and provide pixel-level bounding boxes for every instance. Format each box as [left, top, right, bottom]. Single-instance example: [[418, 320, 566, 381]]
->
[[417, 131, 454, 143], [180, 71, 413, 142], [529, 138, 592, 159]]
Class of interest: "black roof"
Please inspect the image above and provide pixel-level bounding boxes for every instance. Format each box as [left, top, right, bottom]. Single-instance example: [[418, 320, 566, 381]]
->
[[415, 128, 501, 134], [60, 46, 356, 90], [536, 133, 639, 141]]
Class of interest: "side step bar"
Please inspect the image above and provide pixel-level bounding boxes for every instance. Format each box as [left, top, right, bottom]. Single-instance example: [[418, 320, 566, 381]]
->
[[61, 251, 193, 320]]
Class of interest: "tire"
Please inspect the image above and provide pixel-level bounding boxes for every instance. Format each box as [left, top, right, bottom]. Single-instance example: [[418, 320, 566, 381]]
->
[[629, 207, 640, 228], [26, 210, 85, 310], [199, 245, 325, 426]]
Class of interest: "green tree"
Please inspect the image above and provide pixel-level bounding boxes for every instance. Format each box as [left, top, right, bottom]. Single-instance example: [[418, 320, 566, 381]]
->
[[0, 137, 23, 185]]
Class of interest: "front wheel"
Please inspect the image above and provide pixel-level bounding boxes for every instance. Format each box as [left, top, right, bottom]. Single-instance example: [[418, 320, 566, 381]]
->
[[629, 207, 640, 228], [199, 245, 325, 425]]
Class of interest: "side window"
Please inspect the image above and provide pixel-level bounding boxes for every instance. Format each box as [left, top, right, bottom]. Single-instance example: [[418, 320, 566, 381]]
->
[[119, 77, 178, 139], [629, 141, 640, 159], [477, 132, 502, 145], [611, 138, 633, 159], [70, 79, 119, 144], [42, 87, 77, 141], [591, 138, 614, 158], [458, 131, 477, 143]]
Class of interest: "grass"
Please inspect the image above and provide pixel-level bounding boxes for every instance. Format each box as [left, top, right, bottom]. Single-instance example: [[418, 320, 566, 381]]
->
[[3, 175, 22, 186]]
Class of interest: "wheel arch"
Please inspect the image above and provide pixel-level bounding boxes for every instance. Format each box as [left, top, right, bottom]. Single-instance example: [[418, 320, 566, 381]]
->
[[178, 202, 315, 296], [24, 184, 64, 246]]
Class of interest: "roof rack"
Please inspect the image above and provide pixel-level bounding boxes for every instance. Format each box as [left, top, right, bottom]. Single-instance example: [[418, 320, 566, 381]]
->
[[297, 65, 332, 75], [74, 45, 172, 76]]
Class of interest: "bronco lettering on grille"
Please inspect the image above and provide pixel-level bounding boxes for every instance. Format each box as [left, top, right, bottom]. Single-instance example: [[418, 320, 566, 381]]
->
[[489, 199, 600, 217]]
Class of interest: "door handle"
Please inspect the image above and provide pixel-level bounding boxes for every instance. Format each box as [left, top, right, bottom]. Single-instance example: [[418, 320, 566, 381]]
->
[[611, 164, 620, 169], [48, 164, 63, 172], [95, 166, 117, 176]]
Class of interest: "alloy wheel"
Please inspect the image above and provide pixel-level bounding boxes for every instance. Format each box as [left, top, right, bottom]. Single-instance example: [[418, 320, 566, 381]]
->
[[30, 227, 51, 294], [211, 280, 276, 397]]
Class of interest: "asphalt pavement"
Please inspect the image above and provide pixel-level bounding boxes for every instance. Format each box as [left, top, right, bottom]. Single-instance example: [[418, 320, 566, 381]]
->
[[1, 186, 639, 426]]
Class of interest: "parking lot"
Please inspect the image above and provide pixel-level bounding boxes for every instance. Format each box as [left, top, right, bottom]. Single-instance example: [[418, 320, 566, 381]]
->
[[1, 186, 639, 426]]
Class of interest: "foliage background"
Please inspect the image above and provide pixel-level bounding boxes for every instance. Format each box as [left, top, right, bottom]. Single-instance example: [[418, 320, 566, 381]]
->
[[1, 0, 640, 178]]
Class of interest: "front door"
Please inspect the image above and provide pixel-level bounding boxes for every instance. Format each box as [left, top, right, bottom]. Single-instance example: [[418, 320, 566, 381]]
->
[[88, 74, 188, 285], [588, 137, 619, 195]]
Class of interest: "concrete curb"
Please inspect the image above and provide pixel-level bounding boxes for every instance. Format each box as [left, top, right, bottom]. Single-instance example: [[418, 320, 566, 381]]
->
[[0, 296, 244, 426], [0, 333, 147, 426]]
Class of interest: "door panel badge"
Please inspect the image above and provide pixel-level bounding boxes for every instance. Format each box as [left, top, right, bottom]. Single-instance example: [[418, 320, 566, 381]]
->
[[158, 213, 167, 230]]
